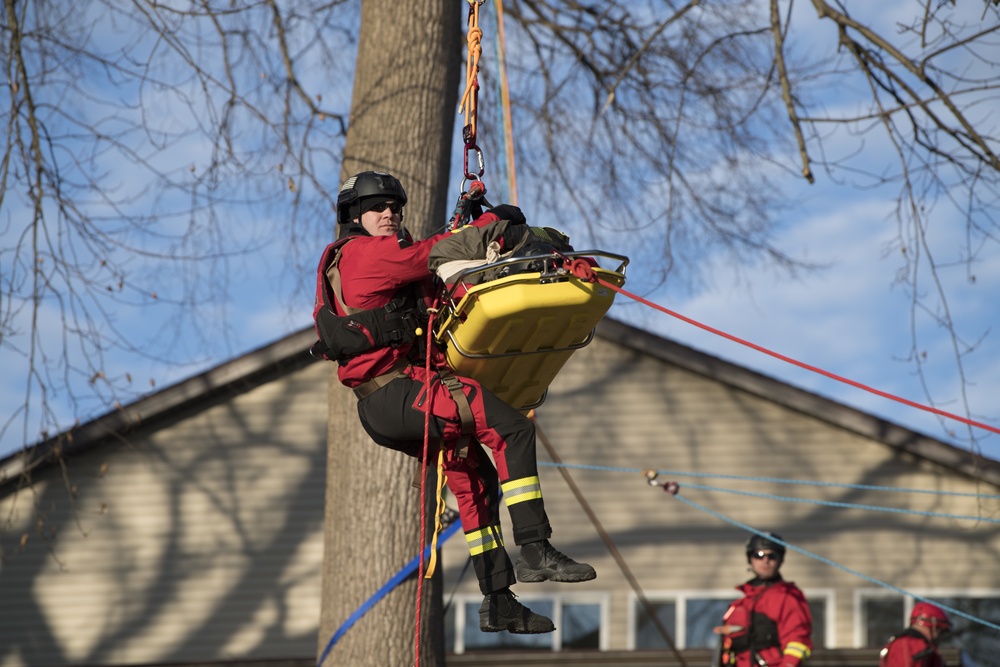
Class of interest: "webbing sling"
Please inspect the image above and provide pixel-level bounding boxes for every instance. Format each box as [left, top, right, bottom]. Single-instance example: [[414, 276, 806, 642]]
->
[[423, 447, 449, 579], [325, 240, 362, 316], [436, 368, 475, 459]]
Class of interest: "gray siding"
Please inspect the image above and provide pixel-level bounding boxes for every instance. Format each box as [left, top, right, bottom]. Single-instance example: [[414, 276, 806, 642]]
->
[[0, 361, 330, 666]]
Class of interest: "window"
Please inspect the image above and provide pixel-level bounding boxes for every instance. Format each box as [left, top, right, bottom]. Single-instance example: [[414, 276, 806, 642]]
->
[[447, 593, 608, 654], [858, 590, 1000, 666], [932, 595, 1000, 667], [633, 591, 830, 650], [685, 598, 733, 649], [633, 600, 676, 650], [562, 602, 602, 649], [860, 593, 905, 648], [807, 596, 828, 649]]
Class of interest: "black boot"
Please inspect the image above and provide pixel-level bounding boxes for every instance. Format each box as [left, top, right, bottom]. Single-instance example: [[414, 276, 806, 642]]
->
[[515, 539, 597, 583], [479, 588, 555, 634]]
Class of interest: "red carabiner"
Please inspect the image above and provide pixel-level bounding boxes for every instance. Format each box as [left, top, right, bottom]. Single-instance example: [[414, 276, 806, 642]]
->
[[463, 141, 485, 181]]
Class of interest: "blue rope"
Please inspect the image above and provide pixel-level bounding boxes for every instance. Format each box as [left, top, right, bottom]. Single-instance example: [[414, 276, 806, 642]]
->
[[537, 461, 1000, 499], [670, 492, 1000, 634], [677, 480, 1000, 525], [316, 520, 462, 667]]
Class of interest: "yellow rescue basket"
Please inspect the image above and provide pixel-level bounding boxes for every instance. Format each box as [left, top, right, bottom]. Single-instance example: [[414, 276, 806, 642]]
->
[[433, 251, 628, 411]]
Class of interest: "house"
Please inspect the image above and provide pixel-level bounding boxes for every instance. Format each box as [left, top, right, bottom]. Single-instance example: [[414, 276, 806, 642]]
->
[[0, 318, 992, 666]]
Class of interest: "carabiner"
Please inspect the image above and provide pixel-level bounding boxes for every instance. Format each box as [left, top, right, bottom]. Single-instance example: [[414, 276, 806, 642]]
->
[[463, 142, 485, 181]]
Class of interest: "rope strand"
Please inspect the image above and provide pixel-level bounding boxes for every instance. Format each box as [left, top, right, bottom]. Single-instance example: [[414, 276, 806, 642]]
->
[[591, 274, 1000, 437]]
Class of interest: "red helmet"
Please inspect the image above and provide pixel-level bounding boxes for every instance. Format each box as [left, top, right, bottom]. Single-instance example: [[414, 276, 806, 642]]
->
[[911, 602, 950, 630]]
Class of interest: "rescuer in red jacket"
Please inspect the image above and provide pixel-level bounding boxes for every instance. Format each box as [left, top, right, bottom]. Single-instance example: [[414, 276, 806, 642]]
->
[[717, 532, 812, 667], [879, 602, 951, 667], [313, 171, 596, 635]]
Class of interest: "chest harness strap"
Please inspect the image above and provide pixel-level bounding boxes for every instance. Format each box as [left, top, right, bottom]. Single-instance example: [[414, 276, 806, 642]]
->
[[321, 241, 413, 399]]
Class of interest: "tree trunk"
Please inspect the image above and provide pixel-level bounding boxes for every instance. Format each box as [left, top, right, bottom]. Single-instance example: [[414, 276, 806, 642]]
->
[[318, 1, 461, 666]]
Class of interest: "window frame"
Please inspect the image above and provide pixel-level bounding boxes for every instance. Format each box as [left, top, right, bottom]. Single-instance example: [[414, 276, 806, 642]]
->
[[449, 590, 611, 654], [855, 587, 1000, 648], [628, 588, 835, 650]]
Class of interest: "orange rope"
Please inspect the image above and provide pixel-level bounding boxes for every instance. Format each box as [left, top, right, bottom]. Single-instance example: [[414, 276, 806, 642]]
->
[[459, 0, 483, 140], [494, 0, 517, 204]]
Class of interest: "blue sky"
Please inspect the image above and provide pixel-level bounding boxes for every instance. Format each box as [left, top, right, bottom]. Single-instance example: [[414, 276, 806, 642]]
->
[[2, 1, 998, 463]]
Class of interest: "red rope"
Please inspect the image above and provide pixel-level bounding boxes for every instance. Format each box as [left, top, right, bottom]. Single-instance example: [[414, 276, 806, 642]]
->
[[575, 266, 1000, 437], [412, 310, 438, 667]]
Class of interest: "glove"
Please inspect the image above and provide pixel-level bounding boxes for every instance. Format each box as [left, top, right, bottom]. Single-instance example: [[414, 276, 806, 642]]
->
[[468, 199, 484, 220], [489, 204, 526, 225]]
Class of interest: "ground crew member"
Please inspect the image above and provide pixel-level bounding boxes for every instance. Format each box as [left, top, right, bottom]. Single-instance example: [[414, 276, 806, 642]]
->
[[879, 602, 951, 667], [717, 532, 812, 666], [313, 171, 596, 635]]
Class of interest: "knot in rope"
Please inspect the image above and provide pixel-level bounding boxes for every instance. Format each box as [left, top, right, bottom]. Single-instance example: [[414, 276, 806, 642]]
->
[[568, 258, 597, 282], [459, 1, 484, 140]]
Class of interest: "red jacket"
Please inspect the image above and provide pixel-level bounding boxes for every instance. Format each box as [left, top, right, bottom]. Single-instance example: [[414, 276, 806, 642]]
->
[[321, 212, 504, 387], [720, 578, 812, 667], [880, 629, 944, 667]]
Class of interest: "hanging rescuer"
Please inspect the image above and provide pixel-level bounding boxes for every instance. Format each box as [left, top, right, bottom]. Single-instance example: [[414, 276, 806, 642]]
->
[[312, 170, 597, 635]]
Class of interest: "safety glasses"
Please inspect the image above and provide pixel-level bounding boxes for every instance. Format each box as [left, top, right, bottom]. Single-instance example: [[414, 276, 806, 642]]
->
[[751, 551, 781, 562], [368, 200, 403, 215]]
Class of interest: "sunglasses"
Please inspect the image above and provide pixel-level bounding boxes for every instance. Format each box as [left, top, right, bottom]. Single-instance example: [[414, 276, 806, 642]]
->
[[751, 551, 782, 562], [368, 201, 403, 215]]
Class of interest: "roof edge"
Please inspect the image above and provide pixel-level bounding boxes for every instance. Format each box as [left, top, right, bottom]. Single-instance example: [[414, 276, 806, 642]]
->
[[6, 317, 998, 490], [0, 328, 320, 488], [596, 317, 1000, 487]]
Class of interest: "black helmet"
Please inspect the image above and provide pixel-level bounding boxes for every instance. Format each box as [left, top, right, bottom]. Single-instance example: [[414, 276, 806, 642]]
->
[[337, 171, 408, 225], [745, 531, 786, 559]]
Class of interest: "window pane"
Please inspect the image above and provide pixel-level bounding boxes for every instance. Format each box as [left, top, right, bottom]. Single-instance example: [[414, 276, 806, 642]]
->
[[932, 596, 1000, 667], [463, 599, 555, 651], [686, 599, 732, 649], [635, 600, 676, 650], [806, 598, 826, 649], [863, 596, 905, 648], [562, 602, 601, 650]]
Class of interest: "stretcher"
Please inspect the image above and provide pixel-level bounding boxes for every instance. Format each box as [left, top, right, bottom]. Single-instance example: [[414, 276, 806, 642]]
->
[[432, 250, 628, 411]]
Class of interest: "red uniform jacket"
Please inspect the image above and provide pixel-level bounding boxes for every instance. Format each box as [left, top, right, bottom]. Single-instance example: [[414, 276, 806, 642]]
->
[[720, 578, 812, 667], [321, 212, 504, 388], [880, 629, 944, 667]]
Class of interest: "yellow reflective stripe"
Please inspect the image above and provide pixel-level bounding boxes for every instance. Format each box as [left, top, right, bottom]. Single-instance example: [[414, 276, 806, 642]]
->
[[465, 526, 503, 556], [501, 476, 542, 505], [784, 642, 810, 659]]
